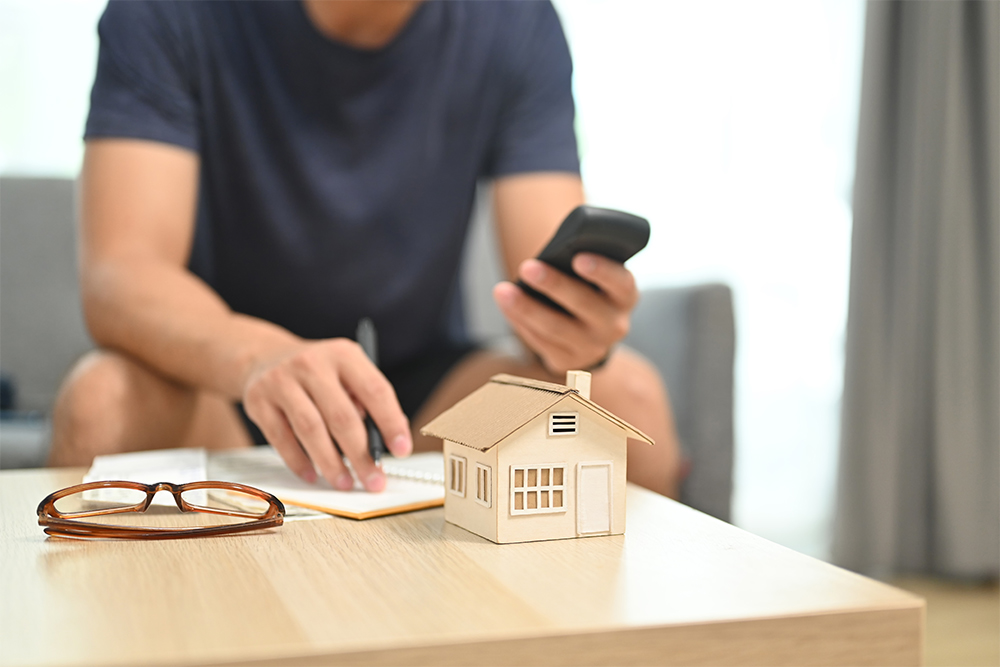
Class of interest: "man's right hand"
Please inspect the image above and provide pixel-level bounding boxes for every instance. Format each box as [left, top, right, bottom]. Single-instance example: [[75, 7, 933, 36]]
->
[[241, 338, 413, 492]]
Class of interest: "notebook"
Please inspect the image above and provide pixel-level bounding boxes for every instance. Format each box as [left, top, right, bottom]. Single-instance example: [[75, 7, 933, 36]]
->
[[85, 447, 445, 520], [209, 447, 445, 520]]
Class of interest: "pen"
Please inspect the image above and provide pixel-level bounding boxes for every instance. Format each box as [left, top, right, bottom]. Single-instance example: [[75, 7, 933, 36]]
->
[[356, 317, 388, 465]]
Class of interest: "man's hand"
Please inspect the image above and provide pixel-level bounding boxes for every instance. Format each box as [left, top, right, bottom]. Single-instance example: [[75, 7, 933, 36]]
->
[[242, 339, 412, 491], [490, 173, 637, 375], [493, 253, 639, 375]]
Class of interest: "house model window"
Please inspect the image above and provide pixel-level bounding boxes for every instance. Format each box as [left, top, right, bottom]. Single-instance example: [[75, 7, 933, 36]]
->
[[448, 455, 466, 496], [548, 412, 578, 436], [511, 465, 566, 514], [475, 464, 492, 508]]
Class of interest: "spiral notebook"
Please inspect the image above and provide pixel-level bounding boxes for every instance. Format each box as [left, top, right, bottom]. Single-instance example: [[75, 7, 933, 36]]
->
[[208, 447, 445, 520], [85, 447, 445, 521]]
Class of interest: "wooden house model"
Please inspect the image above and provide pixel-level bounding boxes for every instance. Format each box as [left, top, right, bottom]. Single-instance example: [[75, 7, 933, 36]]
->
[[420, 370, 653, 544]]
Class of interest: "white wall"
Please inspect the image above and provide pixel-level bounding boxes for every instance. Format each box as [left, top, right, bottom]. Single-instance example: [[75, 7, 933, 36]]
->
[[553, 0, 865, 558], [0, 0, 106, 175]]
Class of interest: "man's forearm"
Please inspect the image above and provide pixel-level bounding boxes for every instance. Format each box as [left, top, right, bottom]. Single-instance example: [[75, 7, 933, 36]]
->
[[83, 258, 301, 399]]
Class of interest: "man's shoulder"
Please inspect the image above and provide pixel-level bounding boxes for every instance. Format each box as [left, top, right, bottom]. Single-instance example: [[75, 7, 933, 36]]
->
[[448, 1, 566, 75], [100, 0, 194, 34], [455, 0, 562, 40], [459, 0, 558, 23]]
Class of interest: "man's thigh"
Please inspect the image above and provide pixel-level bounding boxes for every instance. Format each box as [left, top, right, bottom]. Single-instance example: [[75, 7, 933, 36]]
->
[[409, 349, 545, 452]]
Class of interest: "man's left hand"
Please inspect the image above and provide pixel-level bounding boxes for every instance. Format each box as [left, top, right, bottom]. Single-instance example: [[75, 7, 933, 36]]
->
[[493, 252, 638, 375]]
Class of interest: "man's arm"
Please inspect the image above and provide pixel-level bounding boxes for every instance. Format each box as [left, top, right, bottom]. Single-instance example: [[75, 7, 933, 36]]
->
[[80, 139, 410, 489], [491, 173, 639, 374]]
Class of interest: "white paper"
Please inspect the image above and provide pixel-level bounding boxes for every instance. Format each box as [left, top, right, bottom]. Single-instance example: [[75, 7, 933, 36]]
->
[[84, 448, 207, 506]]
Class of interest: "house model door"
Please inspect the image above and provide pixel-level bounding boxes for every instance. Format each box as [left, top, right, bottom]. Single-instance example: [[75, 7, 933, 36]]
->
[[577, 462, 612, 535]]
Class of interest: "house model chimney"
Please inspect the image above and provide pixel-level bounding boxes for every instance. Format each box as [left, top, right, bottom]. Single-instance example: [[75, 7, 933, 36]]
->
[[565, 370, 592, 400]]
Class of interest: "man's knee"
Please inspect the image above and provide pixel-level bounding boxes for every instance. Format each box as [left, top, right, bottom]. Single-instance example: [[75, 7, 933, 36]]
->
[[56, 350, 130, 433], [49, 350, 191, 465]]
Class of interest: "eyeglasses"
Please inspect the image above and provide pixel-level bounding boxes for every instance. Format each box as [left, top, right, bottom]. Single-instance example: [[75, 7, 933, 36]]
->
[[37, 480, 285, 540]]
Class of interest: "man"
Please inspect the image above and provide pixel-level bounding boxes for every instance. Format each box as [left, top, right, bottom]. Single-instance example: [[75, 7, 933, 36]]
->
[[49, 0, 682, 498]]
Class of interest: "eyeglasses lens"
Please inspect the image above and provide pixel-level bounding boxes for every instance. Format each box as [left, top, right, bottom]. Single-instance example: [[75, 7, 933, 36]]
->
[[181, 487, 272, 517], [53, 487, 147, 515]]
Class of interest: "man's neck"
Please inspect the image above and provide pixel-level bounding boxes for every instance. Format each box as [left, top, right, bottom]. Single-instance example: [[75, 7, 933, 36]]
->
[[302, 1, 423, 50]]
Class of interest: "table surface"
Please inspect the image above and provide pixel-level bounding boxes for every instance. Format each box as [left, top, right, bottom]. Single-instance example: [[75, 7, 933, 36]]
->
[[0, 467, 923, 667]]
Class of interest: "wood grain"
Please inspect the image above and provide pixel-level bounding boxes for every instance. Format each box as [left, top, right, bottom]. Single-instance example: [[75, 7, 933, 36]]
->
[[0, 468, 923, 667]]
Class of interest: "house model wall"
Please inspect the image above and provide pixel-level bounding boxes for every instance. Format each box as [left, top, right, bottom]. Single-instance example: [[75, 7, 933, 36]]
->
[[420, 371, 654, 544]]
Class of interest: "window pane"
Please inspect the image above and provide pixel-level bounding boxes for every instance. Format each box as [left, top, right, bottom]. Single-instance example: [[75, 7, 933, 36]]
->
[[553, 468, 563, 485], [541, 468, 550, 486], [449, 457, 466, 495], [527, 492, 537, 509], [527, 469, 537, 487], [514, 492, 523, 510], [514, 469, 523, 487], [553, 490, 563, 507], [541, 491, 549, 508]]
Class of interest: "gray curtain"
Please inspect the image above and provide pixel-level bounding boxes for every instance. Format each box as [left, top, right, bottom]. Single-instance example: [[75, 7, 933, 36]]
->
[[834, 1, 999, 579]]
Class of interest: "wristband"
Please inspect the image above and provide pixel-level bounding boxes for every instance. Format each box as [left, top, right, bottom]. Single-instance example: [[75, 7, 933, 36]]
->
[[583, 347, 614, 372], [526, 347, 614, 376]]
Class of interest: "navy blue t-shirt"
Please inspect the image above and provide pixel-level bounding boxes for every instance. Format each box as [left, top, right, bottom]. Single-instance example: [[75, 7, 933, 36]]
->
[[85, 0, 579, 369]]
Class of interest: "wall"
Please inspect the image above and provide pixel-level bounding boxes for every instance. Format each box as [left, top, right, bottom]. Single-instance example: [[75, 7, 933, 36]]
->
[[443, 442, 498, 543]]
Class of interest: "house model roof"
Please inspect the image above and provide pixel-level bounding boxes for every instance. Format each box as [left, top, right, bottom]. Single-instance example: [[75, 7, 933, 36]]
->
[[419, 373, 654, 452]]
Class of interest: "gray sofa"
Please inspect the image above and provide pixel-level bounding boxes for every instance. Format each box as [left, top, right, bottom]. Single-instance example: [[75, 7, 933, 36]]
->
[[0, 177, 734, 521]]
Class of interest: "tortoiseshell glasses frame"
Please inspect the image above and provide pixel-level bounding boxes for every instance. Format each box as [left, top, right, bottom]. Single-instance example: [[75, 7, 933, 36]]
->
[[37, 480, 285, 540]]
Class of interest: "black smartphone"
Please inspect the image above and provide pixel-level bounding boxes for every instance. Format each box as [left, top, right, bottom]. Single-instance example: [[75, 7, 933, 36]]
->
[[516, 205, 650, 315]]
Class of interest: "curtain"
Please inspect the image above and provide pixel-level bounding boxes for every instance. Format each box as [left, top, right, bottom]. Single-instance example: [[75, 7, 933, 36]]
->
[[834, 1, 999, 578]]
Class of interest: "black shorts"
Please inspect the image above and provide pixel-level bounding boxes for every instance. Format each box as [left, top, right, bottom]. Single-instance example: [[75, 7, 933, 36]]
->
[[237, 342, 478, 445]]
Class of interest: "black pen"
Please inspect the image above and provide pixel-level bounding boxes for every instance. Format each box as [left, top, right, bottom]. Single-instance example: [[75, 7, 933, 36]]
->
[[356, 317, 389, 465]]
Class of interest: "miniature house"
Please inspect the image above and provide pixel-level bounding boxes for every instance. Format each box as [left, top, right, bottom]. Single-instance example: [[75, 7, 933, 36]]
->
[[420, 371, 653, 544]]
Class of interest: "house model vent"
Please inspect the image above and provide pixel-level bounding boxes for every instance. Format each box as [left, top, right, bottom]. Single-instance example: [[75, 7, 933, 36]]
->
[[548, 412, 578, 436]]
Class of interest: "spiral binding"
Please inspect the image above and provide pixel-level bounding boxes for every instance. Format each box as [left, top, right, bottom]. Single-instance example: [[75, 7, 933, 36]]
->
[[381, 462, 445, 484]]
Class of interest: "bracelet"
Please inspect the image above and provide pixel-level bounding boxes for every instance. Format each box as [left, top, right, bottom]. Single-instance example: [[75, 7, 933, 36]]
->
[[583, 347, 614, 372], [526, 346, 615, 375]]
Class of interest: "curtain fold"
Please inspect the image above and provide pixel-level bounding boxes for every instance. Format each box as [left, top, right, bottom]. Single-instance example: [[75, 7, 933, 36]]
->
[[834, 0, 999, 578]]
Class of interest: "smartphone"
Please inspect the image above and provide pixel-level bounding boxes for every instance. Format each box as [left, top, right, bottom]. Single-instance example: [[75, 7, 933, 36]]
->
[[516, 205, 650, 315]]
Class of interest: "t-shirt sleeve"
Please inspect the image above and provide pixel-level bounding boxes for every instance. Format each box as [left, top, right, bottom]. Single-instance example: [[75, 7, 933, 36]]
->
[[84, 1, 200, 152], [483, 2, 580, 178]]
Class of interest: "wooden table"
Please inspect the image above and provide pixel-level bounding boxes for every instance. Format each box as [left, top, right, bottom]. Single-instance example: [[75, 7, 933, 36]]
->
[[0, 468, 923, 666]]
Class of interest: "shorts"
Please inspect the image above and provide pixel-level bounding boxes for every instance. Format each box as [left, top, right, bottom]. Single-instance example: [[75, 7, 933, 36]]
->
[[237, 342, 479, 445]]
